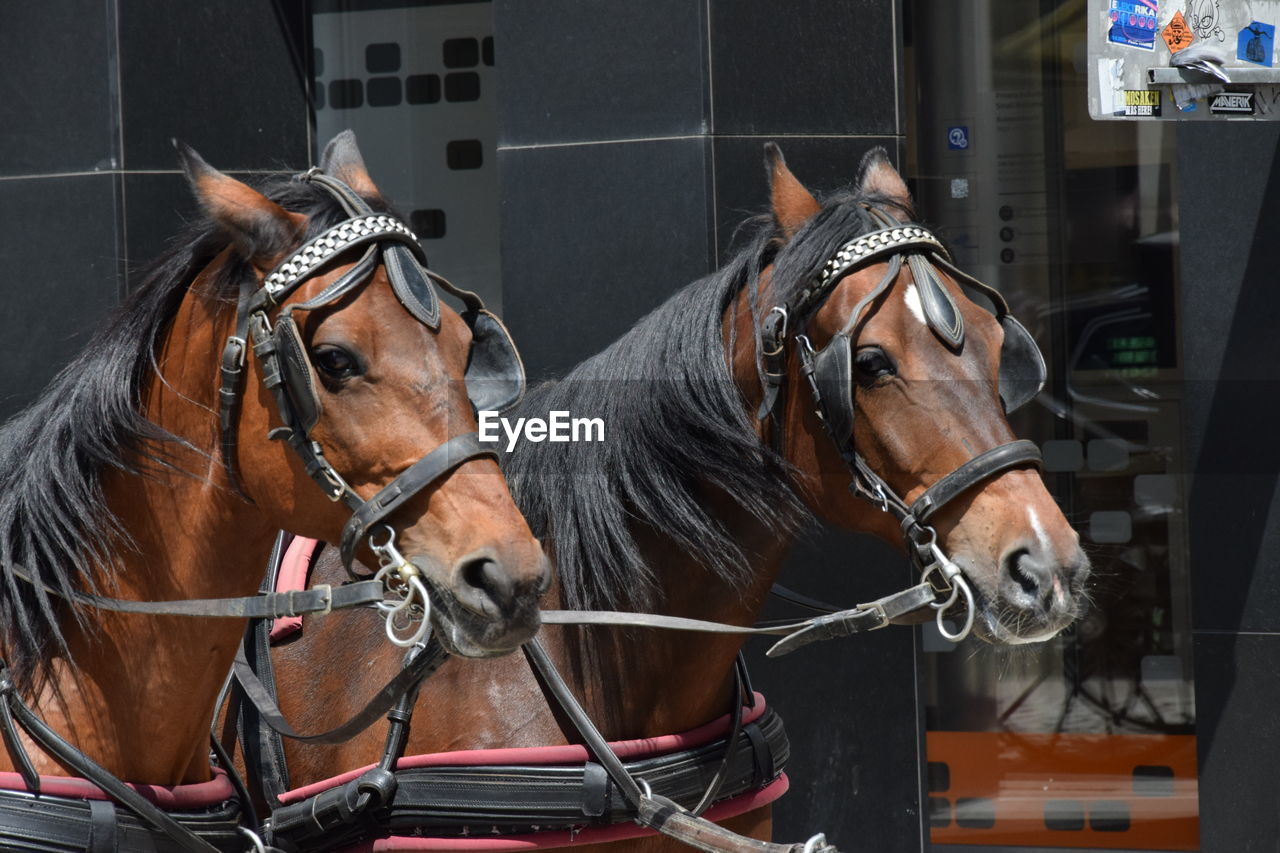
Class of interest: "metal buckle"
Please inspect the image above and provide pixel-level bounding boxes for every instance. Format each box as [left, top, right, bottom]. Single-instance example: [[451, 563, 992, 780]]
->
[[762, 306, 789, 356]]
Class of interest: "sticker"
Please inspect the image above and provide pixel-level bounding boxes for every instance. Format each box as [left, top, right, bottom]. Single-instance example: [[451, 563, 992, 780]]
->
[[949, 178, 969, 199], [1163, 11, 1194, 53], [1238, 21, 1275, 66], [947, 126, 970, 150], [1124, 89, 1162, 116], [1188, 0, 1225, 42], [1109, 0, 1159, 50], [1210, 91, 1256, 113]]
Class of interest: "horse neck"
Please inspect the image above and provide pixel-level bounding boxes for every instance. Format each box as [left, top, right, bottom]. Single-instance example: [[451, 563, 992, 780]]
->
[[22, 271, 277, 786], [554, 284, 796, 740]]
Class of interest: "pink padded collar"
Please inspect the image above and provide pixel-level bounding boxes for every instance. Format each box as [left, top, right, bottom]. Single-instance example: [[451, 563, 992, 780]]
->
[[0, 766, 236, 809]]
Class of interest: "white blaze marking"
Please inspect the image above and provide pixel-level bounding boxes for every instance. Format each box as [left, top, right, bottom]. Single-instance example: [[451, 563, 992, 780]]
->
[[1028, 506, 1053, 556], [903, 283, 927, 326]]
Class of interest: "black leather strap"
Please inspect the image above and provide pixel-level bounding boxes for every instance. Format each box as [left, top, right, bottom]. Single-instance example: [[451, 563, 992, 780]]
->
[[338, 433, 496, 569], [0, 667, 222, 853], [8, 563, 384, 619], [232, 639, 447, 745], [909, 439, 1043, 523]]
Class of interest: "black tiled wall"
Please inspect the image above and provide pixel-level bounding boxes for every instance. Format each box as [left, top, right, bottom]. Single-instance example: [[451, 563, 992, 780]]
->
[[493, 3, 919, 851], [0, 0, 310, 416], [1178, 122, 1280, 852]]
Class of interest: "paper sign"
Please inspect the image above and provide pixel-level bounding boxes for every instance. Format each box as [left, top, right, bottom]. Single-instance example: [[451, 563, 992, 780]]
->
[[1163, 11, 1195, 53], [1109, 0, 1159, 50], [1238, 21, 1275, 66]]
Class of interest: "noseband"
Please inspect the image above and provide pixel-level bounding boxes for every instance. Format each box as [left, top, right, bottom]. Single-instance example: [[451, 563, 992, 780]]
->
[[757, 210, 1046, 641], [217, 169, 505, 587]]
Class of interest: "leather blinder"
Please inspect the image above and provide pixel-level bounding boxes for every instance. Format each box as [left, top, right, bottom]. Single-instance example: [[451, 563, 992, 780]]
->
[[273, 314, 323, 435], [997, 315, 1046, 413], [809, 333, 856, 447]]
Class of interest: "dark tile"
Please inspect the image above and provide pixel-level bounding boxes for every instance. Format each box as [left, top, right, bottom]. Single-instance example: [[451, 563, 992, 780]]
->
[[117, 1, 310, 170], [0, 0, 118, 176], [410, 209, 447, 240], [366, 76, 403, 108], [494, 0, 708, 146], [119, 172, 201, 290], [1193, 632, 1280, 853], [406, 74, 441, 105], [444, 72, 481, 103], [0, 175, 122, 416], [712, 135, 896, 262], [443, 37, 480, 68], [446, 140, 483, 171], [365, 42, 401, 73], [498, 138, 714, 377], [710, 0, 897, 136], [745, 529, 924, 852], [330, 79, 364, 110], [1178, 124, 1280, 633]]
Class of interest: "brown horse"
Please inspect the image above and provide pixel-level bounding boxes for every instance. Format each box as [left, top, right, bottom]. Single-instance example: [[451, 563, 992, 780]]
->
[[260, 150, 1089, 851], [0, 135, 547, 847]]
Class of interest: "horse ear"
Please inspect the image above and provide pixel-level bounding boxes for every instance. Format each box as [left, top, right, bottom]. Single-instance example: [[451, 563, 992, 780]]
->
[[856, 147, 913, 210], [765, 143, 821, 238], [174, 140, 305, 266], [319, 130, 380, 197]]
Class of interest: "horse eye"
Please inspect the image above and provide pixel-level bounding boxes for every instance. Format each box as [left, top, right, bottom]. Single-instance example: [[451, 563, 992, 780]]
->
[[311, 345, 362, 380], [853, 347, 896, 387]]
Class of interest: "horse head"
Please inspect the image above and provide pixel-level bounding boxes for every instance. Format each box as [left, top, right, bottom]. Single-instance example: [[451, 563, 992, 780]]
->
[[179, 133, 550, 657], [754, 146, 1088, 644]]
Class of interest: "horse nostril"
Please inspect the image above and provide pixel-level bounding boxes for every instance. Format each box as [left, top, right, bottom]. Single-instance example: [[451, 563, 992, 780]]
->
[[1002, 547, 1060, 611], [1004, 548, 1038, 597], [457, 555, 517, 615]]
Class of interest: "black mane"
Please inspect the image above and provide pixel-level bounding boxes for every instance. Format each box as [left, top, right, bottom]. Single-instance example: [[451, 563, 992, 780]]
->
[[504, 187, 906, 611], [0, 174, 381, 688]]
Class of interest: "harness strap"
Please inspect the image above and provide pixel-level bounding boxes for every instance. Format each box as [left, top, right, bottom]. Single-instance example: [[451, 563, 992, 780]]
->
[[7, 563, 384, 619], [338, 433, 497, 571], [522, 641, 840, 853], [218, 276, 256, 502], [909, 439, 1043, 523], [231, 639, 447, 745], [0, 666, 221, 853], [538, 579, 936, 655]]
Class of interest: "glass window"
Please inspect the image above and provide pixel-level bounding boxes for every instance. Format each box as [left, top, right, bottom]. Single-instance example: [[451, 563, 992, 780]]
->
[[907, 2, 1198, 850]]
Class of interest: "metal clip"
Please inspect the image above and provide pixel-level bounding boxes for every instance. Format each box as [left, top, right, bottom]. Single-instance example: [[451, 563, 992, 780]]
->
[[370, 526, 431, 648], [924, 543, 975, 642]]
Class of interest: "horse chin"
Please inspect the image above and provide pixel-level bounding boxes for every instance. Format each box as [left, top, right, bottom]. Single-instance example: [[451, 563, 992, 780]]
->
[[422, 578, 539, 659], [967, 583, 1076, 646]]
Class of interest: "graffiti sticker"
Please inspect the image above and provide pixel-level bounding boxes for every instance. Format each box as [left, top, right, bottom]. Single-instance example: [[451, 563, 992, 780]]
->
[[1237, 21, 1275, 66], [1108, 0, 1159, 50]]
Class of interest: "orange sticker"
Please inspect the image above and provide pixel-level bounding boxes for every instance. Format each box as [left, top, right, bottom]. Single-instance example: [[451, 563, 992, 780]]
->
[[1163, 11, 1194, 53]]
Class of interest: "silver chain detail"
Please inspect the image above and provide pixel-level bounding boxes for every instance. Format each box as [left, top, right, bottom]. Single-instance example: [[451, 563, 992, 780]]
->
[[264, 215, 417, 296], [815, 225, 944, 291]]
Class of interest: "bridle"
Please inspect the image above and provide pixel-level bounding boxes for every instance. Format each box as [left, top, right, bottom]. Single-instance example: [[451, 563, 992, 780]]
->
[[0, 166, 529, 853], [756, 208, 1047, 641], [217, 168, 525, 589]]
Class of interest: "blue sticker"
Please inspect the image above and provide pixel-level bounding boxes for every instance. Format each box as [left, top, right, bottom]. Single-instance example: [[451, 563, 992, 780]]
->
[[947, 126, 970, 150], [1107, 0, 1158, 50], [1238, 21, 1274, 66]]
